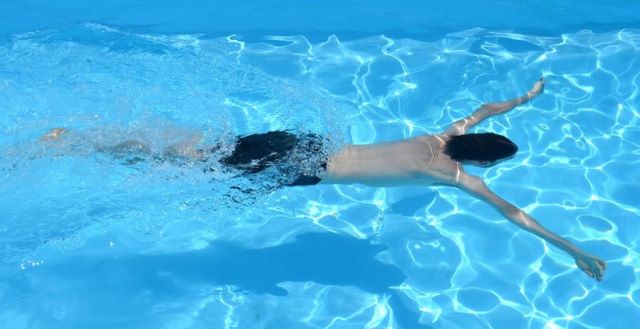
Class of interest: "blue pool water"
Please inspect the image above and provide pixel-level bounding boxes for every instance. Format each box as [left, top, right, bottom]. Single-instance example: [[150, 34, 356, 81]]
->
[[1, 2, 639, 328]]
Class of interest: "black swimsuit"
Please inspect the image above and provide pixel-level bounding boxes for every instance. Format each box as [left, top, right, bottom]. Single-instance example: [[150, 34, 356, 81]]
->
[[218, 131, 327, 186]]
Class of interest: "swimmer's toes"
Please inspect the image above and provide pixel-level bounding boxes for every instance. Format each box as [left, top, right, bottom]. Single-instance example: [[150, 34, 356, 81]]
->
[[41, 127, 69, 141]]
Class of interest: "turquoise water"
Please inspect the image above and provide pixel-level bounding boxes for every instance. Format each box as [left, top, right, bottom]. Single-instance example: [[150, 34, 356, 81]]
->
[[1, 21, 639, 329]]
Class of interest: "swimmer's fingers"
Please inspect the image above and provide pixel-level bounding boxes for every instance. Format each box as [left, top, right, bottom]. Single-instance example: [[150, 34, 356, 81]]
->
[[585, 268, 595, 279], [599, 258, 607, 271], [575, 258, 590, 277], [528, 77, 545, 99], [593, 257, 607, 281], [575, 253, 606, 282], [596, 259, 607, 279]]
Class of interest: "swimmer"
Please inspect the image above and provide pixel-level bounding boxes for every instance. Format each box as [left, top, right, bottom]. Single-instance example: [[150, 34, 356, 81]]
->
[[320, 77, 606, 281], [39, 77, 606, 281]]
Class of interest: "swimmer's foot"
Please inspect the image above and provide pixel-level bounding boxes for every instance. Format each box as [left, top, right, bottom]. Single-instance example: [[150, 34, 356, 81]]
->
[[527, 77, 545, 100], [574, 252, 607, 281], [41, 127, 69, 142]]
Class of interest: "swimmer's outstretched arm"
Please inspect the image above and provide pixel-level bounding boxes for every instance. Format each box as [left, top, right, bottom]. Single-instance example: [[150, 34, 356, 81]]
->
[[445, 78, 545, 135], [457, 172, 607, 281]]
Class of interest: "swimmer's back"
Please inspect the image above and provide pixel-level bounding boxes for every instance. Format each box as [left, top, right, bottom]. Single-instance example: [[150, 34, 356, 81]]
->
[[321, 135, 456, 187]]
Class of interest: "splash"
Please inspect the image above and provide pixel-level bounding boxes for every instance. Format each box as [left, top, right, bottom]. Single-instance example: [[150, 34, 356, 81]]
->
[[0, 24, 639, 328]]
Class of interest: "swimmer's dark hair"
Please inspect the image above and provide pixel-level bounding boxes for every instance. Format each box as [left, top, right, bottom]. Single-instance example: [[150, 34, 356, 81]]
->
[[444, 133, 518, 162]]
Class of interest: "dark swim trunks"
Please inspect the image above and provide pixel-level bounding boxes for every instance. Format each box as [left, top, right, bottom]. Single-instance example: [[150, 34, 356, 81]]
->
[[218, 131, 328, 186]]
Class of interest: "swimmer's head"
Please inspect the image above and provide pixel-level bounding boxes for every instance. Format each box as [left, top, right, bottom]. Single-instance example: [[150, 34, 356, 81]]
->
[[444, 133, 517, 167]]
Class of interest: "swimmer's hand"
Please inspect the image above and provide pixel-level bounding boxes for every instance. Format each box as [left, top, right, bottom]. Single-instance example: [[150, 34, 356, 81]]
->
[[527, 77, 545, 100], [574, 252, 607, 281]]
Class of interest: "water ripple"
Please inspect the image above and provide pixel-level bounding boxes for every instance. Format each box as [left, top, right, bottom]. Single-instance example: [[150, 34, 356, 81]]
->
[[0, 24, 638, 328]]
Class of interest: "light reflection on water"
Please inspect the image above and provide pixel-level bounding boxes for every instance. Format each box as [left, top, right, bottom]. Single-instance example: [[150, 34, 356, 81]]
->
[[0, 24, 638, 328]]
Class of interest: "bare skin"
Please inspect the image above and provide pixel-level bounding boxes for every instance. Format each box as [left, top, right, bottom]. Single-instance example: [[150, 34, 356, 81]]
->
[[321, 78, 607, 281], [38, 78, 606, 281], [38, 127, 204, 162], [40, 127, 69, 141]]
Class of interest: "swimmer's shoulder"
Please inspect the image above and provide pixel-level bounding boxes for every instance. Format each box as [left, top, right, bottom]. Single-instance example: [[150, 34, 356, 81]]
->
[[412, 133, 463, 184]]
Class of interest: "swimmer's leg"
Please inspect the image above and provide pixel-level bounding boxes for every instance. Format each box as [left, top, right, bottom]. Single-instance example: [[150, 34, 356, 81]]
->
[[38, 127, 84, 156], [95, 140, 152, 165], [162, 133, 207, 161], [101, 140, 151, 157], [163, 142, 201, 161], [40, 127, 70, 142]]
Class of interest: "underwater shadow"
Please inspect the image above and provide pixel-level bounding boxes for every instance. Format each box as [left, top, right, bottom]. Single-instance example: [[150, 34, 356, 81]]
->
[[41, 232, 430, 328], [388, 191, 439, 216]]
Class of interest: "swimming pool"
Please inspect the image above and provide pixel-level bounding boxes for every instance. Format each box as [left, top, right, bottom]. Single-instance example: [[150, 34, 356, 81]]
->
[[1, 1, 639, 328]]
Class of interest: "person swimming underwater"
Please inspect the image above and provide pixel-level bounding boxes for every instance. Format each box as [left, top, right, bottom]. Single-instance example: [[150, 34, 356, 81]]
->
[[39, 77, 606, 281]]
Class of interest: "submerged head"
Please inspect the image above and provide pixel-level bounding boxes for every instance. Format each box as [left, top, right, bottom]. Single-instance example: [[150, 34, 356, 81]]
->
[[444, 133, 518, 167]]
